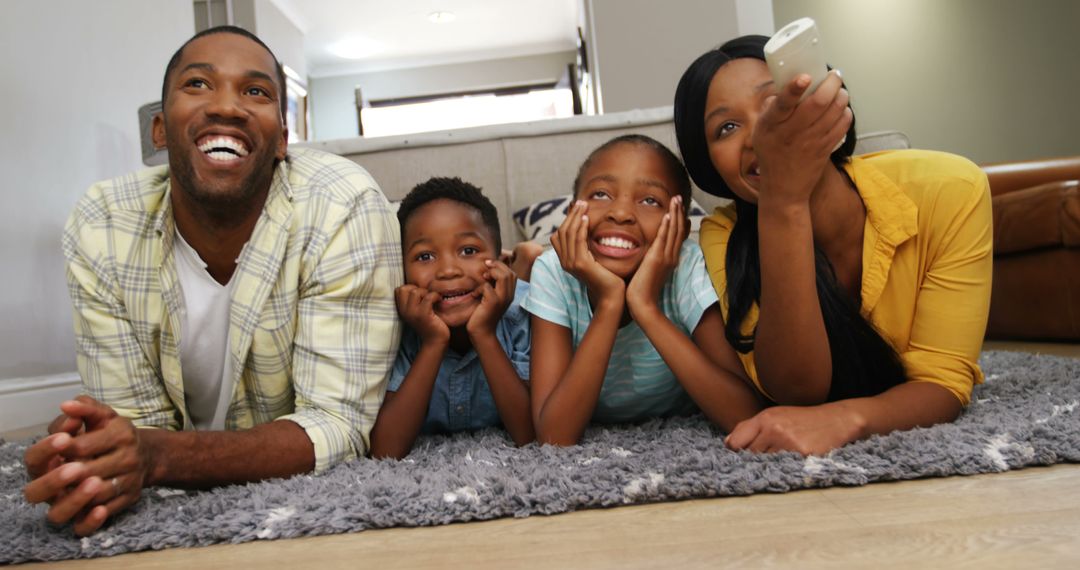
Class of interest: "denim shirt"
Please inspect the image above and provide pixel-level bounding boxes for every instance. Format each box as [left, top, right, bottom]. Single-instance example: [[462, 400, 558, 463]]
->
[[387, 281, 530, 433]]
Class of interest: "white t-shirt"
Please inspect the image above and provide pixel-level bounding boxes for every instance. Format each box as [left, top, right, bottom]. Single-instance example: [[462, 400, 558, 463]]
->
[[174, 231, 236, 430]]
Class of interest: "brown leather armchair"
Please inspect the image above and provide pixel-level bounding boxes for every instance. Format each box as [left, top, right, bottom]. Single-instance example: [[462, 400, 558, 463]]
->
[[983, 156, 1080, 340]]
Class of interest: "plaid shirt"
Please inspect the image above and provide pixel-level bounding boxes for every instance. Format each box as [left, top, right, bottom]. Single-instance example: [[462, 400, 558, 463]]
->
[[62, 148, 403, 472]]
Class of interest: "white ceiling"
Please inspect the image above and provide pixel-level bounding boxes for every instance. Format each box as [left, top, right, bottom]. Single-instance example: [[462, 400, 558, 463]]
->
[[275, 0, 581, 78]]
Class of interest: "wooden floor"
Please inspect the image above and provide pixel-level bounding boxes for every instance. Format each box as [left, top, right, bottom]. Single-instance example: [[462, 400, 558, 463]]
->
[[14, 343, 1080, 569]]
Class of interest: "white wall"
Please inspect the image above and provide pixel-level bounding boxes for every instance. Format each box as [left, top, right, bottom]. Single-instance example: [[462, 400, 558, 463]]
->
[[773, 0, 1080, 164], [0, 0, 193, 428], [586, 0, 773, 114], [254, 0, 307, 79], [310, 51, 575, 141]]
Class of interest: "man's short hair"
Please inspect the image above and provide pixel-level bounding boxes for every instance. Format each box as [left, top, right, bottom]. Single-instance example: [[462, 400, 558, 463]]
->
[[397, 177, 503, 252], [161, 25, 288, 120]]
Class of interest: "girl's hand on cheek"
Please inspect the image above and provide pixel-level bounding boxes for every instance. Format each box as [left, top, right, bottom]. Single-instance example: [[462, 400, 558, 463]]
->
[[754, 70, 851, 205], [627, 197, 683, 317], [395, 285, 450, 345], [551, 200, 625, 300]]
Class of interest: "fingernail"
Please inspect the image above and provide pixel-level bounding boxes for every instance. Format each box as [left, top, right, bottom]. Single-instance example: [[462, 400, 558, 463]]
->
[[833, 69, 843, 79], [83, 477, 101, 494], [51, 433, 70, 449], [60, 462, 82, 481]]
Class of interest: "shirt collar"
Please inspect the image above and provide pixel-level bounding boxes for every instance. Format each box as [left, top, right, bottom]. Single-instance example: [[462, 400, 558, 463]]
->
[[844, 154, 919, 248], [152, 155, 294, 236]]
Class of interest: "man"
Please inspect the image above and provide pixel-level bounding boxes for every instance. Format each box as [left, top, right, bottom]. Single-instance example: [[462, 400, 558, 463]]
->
[[22, 26, 402, 535]]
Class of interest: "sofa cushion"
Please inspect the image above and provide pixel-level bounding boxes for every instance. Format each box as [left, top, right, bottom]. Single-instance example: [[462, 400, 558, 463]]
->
[[989, 248, 1080, 340], [512, 194, 708, 244], [992, 180, 1080, 255], [983, 156, 1080, 197]]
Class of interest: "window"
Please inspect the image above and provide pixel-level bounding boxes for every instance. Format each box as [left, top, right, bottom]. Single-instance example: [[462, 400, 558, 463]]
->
[[358, 85, 574, 138]]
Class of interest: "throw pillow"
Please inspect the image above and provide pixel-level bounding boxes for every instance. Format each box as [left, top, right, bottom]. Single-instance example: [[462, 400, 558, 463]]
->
[[513, 194, 708, 243]]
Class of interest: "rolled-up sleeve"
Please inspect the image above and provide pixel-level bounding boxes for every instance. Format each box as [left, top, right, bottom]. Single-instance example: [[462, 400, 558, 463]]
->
[[278, 180, 403, 472], [900, 172, 993, 405], [63, 187, 181, 430]]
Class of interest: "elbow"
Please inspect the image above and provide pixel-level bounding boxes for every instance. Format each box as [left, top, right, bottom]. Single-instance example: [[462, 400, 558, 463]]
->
[[510, 428, 536, 447], [775, 388, 829, 407], [759, 371, 831, 406], [535, 427, 580, 447], [368, 445, 408, 461]]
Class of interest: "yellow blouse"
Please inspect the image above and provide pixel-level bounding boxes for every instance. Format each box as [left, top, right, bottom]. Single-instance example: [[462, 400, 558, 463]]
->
[[700, 149, 993, 405]]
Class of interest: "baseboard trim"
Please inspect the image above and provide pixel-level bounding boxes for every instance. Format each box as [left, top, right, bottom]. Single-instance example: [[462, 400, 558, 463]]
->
[[0, 372, 82, 433]]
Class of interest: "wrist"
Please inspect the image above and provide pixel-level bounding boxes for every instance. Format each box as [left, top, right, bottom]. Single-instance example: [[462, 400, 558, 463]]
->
[[593, 289, 625, 316], [138, 428, 168, 487], [758, 193, 812, 219], [626, 294, 660, 321], [419, 336, 450, 353], [831, 400, 870, 441], [466, 324, 496, 342]]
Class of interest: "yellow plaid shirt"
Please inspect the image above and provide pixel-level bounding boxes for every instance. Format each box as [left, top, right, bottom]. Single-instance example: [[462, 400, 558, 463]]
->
[[62, 148, 403, 472]]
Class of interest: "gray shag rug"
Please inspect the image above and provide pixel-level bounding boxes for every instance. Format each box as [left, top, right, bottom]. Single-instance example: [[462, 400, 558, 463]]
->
[[2, 351, 1078, 564]]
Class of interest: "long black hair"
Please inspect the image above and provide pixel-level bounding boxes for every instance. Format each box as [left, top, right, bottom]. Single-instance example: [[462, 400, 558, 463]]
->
[[673, 35, 905, 401]]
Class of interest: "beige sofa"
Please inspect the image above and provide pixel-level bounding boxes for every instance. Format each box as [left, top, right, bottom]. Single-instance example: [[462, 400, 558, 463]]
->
[[301, 106, 908, 248]]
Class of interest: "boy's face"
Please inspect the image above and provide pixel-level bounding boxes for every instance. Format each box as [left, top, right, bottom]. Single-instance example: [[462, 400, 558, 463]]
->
[[402, 199, 498, 328], [576, 143, 687, 280]]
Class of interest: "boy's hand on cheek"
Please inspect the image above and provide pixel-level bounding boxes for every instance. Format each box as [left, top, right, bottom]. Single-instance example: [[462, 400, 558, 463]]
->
[[395, 285, 450, 345], [466, 259, 516, 338], [551, 200, 625, 301], [627, 197, 684, 318]]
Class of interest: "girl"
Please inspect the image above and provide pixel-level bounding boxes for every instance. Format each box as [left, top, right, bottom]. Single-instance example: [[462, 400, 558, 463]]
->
[[673, 35, 992, 455], [522, 134, 761, 445]]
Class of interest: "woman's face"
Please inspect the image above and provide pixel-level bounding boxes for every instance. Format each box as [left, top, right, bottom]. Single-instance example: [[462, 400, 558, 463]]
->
[[702, 58, 776, 205]]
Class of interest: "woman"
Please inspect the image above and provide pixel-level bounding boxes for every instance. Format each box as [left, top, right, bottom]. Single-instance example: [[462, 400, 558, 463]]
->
[[673, 35, 993, 454]]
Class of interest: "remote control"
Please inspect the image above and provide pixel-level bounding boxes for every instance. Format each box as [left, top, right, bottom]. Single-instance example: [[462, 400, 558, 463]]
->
[[764, 18, 829, 102], [765, 18, 846, 150]]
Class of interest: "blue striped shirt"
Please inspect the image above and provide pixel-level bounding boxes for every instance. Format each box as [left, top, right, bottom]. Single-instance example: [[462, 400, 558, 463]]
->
[[521, 241, 717, 423]]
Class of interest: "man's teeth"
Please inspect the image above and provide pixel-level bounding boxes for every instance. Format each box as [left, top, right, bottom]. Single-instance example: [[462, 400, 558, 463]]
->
[[598, 236, 636, 250], [197, 136, 250, 160]]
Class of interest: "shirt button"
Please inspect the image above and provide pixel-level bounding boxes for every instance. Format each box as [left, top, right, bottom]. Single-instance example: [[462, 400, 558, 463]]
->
[[456, 405, 465, 413]]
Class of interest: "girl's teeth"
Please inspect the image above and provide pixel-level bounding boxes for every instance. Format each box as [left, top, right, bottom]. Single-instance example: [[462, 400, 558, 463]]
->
[[598, 237, 635, 250]]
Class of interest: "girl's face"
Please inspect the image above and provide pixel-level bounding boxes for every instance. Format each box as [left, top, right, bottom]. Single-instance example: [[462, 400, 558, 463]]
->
[[575, 143, 685, 280], [702, 58, 776, 205]]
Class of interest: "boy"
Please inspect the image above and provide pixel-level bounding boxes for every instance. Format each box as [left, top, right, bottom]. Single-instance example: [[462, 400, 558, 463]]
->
[[370, 177, 534, 458]]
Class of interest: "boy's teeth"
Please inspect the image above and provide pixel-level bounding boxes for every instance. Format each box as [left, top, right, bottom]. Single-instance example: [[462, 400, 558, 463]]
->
[[598, 236, 635, 250], [197, 136, 250, 157]]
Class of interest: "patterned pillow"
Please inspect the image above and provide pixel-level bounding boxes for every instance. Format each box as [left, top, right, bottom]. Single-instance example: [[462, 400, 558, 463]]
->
[[513, 194, 708, 243], [512, 195, 574, 242]]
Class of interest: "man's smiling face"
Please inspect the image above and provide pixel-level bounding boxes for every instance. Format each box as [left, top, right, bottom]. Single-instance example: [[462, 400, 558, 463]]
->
[[152, 32, 288, 211]]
